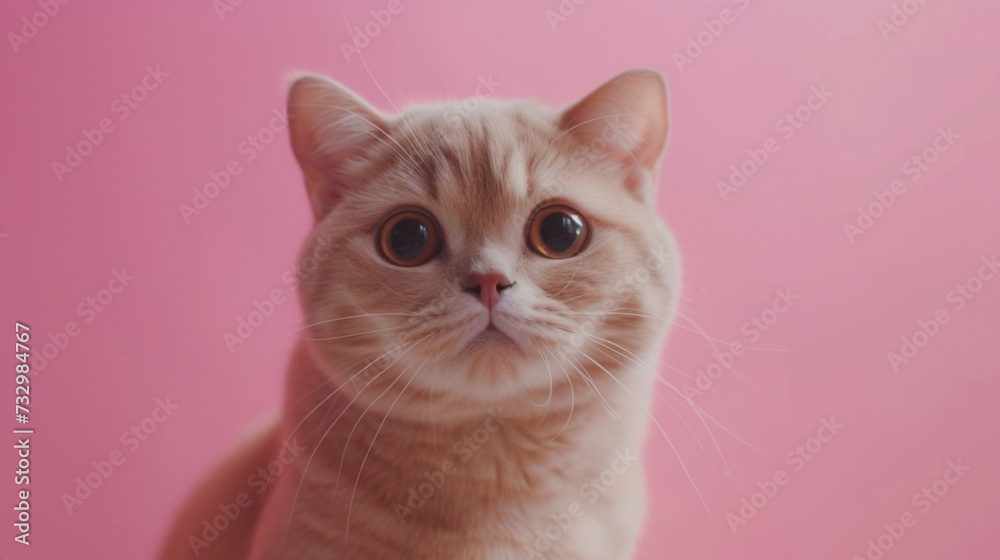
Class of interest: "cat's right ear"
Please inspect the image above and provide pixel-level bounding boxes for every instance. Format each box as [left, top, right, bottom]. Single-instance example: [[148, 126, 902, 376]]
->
[[287, 74, 388, 221], [559, 69, 669, 203]]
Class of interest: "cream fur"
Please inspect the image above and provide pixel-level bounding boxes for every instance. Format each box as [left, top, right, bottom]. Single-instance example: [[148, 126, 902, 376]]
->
[[160, 68, 680, 560]]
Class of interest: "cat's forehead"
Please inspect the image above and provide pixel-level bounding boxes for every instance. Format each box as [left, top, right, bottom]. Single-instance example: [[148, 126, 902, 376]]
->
[[381, 104, 569, 240]]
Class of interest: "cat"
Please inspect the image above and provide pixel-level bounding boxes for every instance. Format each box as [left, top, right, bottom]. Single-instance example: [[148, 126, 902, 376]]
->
[[159, 67, 680, 560]]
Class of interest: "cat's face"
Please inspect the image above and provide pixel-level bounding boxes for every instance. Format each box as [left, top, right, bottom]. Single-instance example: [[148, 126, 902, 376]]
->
[[288, 70, 679, 421]]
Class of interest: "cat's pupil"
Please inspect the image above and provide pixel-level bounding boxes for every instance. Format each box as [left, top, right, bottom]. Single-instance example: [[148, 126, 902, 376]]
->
[[540, 212, 582, 253], [391, 219, 429, 261]]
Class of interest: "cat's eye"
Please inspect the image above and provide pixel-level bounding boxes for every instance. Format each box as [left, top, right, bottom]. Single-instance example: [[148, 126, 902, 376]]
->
[[378, 210, 442, 267], [527, 204, 589, 259]]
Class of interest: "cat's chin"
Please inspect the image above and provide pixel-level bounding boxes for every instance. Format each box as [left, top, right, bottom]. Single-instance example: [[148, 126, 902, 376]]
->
[[456, 328, 528, 380], [452, 310, 528, 355], [466, 325, 519, 349]]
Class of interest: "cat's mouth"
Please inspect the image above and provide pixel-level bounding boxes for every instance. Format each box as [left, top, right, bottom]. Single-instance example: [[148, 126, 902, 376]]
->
[[467, 317, 520, 349], [473, 321, 517, 345]]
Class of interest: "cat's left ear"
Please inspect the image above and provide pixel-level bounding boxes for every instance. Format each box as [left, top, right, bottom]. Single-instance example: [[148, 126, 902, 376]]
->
[[559, 69, 669, 201]]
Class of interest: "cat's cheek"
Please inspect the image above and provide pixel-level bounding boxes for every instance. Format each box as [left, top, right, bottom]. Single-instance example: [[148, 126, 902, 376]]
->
[[453, 440, 474, 462], [612, 279, 633, 299], [580, 482, 601, 505]]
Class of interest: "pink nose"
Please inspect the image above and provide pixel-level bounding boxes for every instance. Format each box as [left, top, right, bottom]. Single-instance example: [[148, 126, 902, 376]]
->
[[464, 272, 514, 310]]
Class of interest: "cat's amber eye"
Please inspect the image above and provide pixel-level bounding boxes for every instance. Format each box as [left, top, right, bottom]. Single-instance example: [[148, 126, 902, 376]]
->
[[378, 210, 442, 267], [527, 204, 589, 259]]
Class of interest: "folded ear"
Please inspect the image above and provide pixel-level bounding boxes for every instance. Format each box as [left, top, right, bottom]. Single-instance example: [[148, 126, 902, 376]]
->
[[559, 69, 669, 201], [287, 74, 389, 220]]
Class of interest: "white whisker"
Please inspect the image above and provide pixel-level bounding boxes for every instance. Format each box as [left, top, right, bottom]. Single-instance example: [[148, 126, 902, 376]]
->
[[581, 333, 768, 460], [544, 349, 576, 444], [301, 324, 408, 342], [573, 349, 713, 518]]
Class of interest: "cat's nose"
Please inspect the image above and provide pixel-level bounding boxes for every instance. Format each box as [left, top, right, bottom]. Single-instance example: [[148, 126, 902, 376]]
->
[[463, 272, 514, 311]]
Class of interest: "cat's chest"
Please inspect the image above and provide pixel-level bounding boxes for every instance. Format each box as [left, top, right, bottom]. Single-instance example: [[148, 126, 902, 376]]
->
[[274, 421, 640, 559]]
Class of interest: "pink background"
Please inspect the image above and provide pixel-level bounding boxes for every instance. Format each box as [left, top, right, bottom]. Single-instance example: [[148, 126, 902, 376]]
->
[[3, 1, 999, 558]]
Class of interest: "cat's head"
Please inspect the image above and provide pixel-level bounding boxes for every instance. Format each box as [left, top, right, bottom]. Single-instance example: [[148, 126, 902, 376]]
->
[[288, 69, 679, 421]]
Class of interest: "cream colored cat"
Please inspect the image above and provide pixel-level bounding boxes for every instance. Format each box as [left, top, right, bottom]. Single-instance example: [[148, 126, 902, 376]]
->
[[160, 68, 679, 560]]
